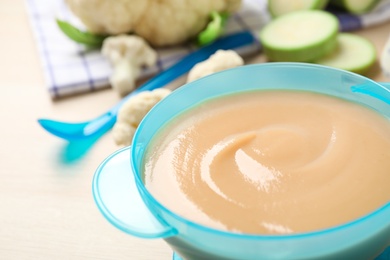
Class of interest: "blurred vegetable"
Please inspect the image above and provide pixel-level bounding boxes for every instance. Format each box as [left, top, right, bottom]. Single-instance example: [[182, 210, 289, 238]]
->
[[64, 0, 242, 47], [259, 9, 377, 75], [328, 0, 379, 14], [197, 12, 229, 46], [259, 10, 339, 62], [315, 33, 376, 74], [267, 0, 329, 17], [187, 50, 244, 82], [112, 88, 172, 146], [381, 34, 390, 78], [56, 19, 106, 48], [101, 35, 157, 96]]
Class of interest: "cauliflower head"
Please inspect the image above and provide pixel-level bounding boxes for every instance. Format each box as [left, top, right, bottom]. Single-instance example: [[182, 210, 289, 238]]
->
[[112, 88, 172, 146], [65, 0, 242, 46]]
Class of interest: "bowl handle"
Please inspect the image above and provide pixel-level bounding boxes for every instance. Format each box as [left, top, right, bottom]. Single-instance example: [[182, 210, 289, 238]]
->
[[92, 146, 178, 239], [350, 82, 390, 104]]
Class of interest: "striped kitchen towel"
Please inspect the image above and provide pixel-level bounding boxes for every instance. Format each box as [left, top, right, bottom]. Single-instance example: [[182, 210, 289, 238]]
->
[[25, 0, 390, 99]]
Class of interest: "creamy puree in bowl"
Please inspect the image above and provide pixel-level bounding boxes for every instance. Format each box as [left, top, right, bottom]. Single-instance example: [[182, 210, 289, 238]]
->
[[143, 90, 390, 235]]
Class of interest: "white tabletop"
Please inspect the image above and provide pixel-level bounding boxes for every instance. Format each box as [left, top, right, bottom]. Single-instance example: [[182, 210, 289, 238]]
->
[[1, 0, 389, 259]]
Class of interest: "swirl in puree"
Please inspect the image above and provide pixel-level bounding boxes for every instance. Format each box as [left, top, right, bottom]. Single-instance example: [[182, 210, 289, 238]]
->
[[143, 90, 390, 234]]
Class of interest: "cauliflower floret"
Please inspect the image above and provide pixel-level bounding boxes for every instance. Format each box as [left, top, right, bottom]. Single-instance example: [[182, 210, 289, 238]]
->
[[187, 50, 244, 82], [102, 35, 157, 96], [65, 0, 242, 46], [112, 88, 172, 146]]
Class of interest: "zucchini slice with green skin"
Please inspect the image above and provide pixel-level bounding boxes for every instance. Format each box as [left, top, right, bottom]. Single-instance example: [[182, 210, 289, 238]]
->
[[329, 0, 379, 14], [268, 0, 329, 17], [315, 33, 376, 74], [259, 10, 339, 62]]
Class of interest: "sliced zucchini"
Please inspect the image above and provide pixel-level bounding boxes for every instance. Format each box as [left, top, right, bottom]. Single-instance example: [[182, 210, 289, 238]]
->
[[315, 33, 376, 74], [259, 10, 339, 62], [329, 0, 379, 14], [268, 0, 329, 17]]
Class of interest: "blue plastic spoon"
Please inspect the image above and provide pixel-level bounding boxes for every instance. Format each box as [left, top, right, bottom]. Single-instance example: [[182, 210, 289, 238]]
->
[[38, 31, 256, 141]]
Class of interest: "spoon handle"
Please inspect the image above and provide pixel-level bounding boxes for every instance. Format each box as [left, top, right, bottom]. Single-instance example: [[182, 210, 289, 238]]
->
[[84, 31, 256, 136], [114, 31, 256, 113]]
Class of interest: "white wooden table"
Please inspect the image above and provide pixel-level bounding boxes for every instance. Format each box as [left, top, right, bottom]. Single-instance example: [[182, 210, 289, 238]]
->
[[0, 0, 389, 259]]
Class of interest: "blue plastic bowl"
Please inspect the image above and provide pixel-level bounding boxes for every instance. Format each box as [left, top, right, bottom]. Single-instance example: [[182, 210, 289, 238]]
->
[[93, 63, 390, 260]]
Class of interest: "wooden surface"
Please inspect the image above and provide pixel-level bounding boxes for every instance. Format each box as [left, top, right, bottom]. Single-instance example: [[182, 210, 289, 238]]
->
[[0, 0, 389, 259]]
